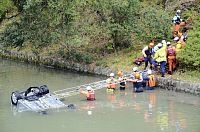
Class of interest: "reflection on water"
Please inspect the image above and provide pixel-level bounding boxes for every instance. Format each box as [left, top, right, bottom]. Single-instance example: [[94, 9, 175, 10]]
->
[[0, 59, 200, 132]]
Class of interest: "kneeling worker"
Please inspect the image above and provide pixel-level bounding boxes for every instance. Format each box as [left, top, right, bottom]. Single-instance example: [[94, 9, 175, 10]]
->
[[80, 86, 96, 101]]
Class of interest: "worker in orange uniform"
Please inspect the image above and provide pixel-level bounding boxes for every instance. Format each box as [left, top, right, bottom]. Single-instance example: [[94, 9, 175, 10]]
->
[[106, 73, 117, 92], [167, 42, 176, 75], [80, 86, 95, 101], [117, 70, 127, 90]]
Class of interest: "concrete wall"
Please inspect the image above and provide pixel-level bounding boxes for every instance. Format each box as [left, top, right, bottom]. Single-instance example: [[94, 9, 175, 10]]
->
[[1, 50, 200, 96], [157, 77, 200, 96]]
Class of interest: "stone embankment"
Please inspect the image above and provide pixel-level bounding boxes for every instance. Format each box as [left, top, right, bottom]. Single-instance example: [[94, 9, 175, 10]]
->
[[1, 50, 200, 96]]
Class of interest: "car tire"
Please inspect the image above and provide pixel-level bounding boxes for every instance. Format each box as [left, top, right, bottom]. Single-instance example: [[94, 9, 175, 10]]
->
[[39, 85, 49, 95], [11, 92, 20, 105]]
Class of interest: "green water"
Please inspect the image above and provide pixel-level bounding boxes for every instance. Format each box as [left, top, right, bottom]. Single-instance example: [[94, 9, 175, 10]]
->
[[0, 59, 200, 132]]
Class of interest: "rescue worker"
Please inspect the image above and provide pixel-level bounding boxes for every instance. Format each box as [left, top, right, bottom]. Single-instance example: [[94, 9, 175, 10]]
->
[[176, 41, 182, 53], [127, 67, 144, 92], [142, 42, 154, 70], [153, 42, 167, 77], [153, 40, 166, 54], [167, 42, 176, 75], [146, 69, 156, 90], [80, 86, 95, 101], [117, 70, 127, 90], [106, 73, 117, 92], [172, 10, 182, 25]]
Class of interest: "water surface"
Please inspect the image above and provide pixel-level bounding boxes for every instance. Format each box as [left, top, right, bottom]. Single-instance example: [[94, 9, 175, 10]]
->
[[0, 59, 200, 132]]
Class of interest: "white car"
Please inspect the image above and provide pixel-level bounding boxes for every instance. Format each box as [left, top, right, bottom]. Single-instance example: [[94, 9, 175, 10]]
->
[[11, 85, 67, 112]]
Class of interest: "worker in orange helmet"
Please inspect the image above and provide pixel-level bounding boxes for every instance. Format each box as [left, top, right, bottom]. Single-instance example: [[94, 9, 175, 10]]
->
[[142, 42, 154, 70], [117, 70, 127, 90]]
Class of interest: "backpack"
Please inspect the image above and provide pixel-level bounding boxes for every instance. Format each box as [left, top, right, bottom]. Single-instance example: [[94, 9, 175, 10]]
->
[[134, 56, 144, 65]]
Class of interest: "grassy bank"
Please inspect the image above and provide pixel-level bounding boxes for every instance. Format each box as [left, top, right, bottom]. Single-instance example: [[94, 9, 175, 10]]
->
[[0, 0, 200, 83]]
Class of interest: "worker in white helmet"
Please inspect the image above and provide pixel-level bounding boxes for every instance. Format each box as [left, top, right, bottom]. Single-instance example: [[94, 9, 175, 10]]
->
[[80, 86, 95, 101], [172, 9, 182, 25], [106, 73, 117, 92], [146, 69, 156, 90], [153, 41, 167, 77]]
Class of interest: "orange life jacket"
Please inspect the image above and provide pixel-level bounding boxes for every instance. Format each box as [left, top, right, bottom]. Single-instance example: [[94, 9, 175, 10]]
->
[[148, 75, 156, 87], [87, 90, 95, 101]]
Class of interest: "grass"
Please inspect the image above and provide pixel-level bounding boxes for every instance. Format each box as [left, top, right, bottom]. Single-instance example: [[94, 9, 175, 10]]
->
[[172, 69, 200, 83], [100, 46, 143, 71], [100, 45, 200, 83]]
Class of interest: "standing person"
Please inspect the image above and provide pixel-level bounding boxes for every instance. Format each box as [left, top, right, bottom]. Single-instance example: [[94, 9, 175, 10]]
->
[[172, 10, 182, 36], [117, 71, 127, 90], [172, 10, 182, 25], [153, 42, 167, 77], [142, 42, 154, 70], [80, 86, 95, 101], [167, 42, 176, 75], [146, 69, 156, 90], [106, 73, 117, 92], [127, 67, 144, 93]]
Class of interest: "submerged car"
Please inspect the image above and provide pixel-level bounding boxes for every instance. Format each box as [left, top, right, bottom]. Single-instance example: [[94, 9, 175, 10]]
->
[[11, 85, 66, 112]]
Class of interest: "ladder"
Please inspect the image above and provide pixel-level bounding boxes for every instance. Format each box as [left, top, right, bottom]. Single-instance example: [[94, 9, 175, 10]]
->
[[53, 73, 133, 99], [53, 80, 108, 99]]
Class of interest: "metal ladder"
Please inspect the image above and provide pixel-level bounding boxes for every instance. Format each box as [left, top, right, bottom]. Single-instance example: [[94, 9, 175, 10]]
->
[[53, 73, 132, 99], [53, 80, 108, 99]]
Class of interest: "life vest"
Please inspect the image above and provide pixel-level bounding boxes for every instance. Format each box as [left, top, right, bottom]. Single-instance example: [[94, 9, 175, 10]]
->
[[144, 47, 153, 57], [87, 90, 95, 101], [106, 78, 117, 89], [167, 46, 176, 56], [148, 75, 156, 87]]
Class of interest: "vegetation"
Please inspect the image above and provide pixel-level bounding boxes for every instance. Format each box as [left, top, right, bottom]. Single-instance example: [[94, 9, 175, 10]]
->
[[0, 0, 200, 81], [177, 9, 200, 69], [0, 0, 172, 63]]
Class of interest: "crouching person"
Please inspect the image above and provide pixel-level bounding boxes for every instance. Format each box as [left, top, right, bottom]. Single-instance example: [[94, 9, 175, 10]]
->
[[80, 86, 95, 101], [106, 73, 117, 92], [146, 70, 156, 90], [128, 67, 144, 93]]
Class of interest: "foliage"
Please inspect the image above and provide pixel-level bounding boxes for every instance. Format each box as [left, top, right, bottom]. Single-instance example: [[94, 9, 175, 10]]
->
[[58, 48, 94, 64], [0, 22, 24, 47], [135, 4, 171, 41], [0, 0, 190, 65], [0, 0, 16, 20], [177, 11, 200, 68], [11, 0, 27, 12]]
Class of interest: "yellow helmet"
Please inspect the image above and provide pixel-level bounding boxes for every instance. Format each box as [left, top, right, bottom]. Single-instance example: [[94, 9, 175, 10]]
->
[[135, 73, 141, 79], [117, 71, 123, 76]]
